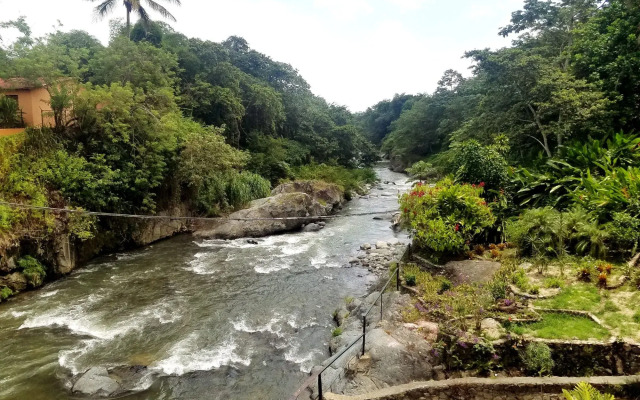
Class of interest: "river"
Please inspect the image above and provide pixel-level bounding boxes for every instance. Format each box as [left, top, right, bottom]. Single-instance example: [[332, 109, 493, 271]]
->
[[0, 165, 410, 400]]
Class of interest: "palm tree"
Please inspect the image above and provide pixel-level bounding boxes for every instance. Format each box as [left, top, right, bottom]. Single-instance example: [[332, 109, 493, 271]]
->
[[88, 0, 181, 35]]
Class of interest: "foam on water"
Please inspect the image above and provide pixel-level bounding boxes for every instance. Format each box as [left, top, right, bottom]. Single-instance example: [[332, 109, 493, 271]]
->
[[183, 253, 217, 275], [284, 345, 324, 373], [154, 334, 251, 375], [39, 289, 60, 298], [232, 316, 284, 338], [10, 310, 28, 318], [58, 339, 101, 375], [19, 309, 141, 340], [254, 262, 291, 274]]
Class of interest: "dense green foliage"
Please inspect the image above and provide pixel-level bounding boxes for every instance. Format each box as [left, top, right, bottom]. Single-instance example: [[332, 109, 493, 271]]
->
[[17, 256, 46, 288], [0, 94, 22, 128], [399, 179, 495, 255], [0, 18, 377, 247], [290, 164, 377, 198], [563, 382, 615, 400], [520, 342, 554, 376], [373, 1, 640, 259]]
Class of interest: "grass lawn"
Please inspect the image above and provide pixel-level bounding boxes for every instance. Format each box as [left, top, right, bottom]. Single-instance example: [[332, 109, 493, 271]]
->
[[508, 313, 610, 341], [534, 284, 601, 312]]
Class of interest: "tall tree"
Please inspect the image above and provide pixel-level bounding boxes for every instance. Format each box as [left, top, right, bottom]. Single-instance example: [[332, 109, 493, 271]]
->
[[88, 0, 181, 35]]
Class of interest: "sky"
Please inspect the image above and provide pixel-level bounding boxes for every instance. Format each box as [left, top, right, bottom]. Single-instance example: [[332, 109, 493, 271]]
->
[[0, 0, 525, 111]]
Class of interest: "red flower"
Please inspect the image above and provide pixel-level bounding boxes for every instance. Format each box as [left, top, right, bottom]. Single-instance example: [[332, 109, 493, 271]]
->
[[455, 224, 460, 232], [471, 184, 476, 188], [479, 182, 485, 187], [481, 201, 487, 206], [404, 208, 409, 213]]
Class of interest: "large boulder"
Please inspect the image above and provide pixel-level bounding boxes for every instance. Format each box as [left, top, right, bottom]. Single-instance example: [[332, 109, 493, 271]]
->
[[271, 180, 344, 213], [72, 367, 120, 397], [0, 272, 28, 292], [195, 192, 325, 239], [365, 328, 433, 385]]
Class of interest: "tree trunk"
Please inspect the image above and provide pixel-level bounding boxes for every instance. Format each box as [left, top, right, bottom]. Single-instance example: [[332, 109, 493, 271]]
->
[[527, 103, 552, 157], [126, 11, 131, 38]]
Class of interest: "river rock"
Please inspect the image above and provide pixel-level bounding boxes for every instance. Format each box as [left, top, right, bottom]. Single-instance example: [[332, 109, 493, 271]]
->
[[365, 328, 433, 385], [360, 243, 372, 250], [72, 367, 120, 397], [195, 193, 324, 239], [0, 272, 28, 292], [375, 241, 388, 249], [302, 223, 323, 232], [481, 318, 506, 340], [271, 180, 343, 214]]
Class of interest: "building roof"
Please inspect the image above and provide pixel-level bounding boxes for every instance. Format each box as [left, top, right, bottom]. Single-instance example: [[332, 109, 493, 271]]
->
[[0, 78, 46, 90]]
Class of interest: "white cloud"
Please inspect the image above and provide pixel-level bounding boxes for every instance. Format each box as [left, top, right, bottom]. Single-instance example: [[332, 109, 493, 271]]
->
[[312, 0, 374, 21], [386, 0, 432, 12], [0, 0, 524, 111]]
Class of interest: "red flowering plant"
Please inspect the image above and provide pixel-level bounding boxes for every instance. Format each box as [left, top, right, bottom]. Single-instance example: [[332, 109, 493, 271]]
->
[[400, 178, 496, 255]]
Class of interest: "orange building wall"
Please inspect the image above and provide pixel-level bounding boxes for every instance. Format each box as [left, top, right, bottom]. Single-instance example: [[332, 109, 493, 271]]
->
[[0, 128, 25, 137], [3, 87, 54, 128]]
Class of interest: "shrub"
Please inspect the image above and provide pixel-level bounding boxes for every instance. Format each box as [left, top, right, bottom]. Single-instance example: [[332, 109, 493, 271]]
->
[[487, 277, 509, 301], [290, 163, 377, 196], [332, 327, 343, 337], [507, 207, 608, 258], [451, 139, 509, 190], [405, 274, 417, 286], [521, 342, 554, 376], [512, 268, 531, 292], [544, 277, 564, 289], [17, 256, 46, 288], [400, 178, 496, 255], [607, 212, 640, 255], [598, 273, 608, 287], [406, 160, 439, 181], [0, 286, 12, 301], [562, 382, 615, 400], [439, 279, 452, 294], [474, 245, 485, 255], [226, 171, 271, 208], [0, 94, 22, 128], [579, 267, 592, 282], [633, 310, 640, 324], [491, 249, 501, 259]]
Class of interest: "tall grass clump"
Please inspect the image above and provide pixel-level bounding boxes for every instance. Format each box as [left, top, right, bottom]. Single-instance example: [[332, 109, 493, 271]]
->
[[291, 163, 377, 197]]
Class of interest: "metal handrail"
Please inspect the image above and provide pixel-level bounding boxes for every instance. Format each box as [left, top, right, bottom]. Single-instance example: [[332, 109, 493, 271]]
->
[[289, 263, 401, 400]]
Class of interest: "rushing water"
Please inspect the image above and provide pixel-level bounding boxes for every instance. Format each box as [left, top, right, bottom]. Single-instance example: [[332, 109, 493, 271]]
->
[[0, 165, 410, 400]]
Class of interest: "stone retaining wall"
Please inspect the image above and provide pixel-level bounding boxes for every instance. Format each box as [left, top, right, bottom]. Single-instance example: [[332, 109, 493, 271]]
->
[[493, 338, 640, 376], [325, 375, 640, 400]]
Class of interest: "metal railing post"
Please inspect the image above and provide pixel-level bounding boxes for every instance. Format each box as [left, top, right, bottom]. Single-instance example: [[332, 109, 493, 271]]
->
[[318, 373, 322, 400], [362, 316, 366, 356]]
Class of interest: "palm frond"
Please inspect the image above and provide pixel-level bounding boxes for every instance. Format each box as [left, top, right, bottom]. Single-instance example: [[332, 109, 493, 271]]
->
[[143, 0, 177, 21], [92, 0, 118, 18], [137, 5, 152, 24]]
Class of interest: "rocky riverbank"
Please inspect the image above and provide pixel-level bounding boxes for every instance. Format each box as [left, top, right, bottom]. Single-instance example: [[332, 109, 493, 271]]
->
[[0, 180, 355, 303], [295, 240, 441, 399], [194, 180, 346, 239]]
